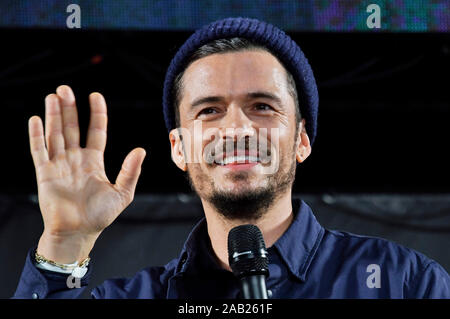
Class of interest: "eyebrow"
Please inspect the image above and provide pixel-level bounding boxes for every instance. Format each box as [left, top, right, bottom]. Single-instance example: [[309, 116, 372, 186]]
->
[[246, 91, 282, 105], [191, 96, 224, 109], [190, 91, 283, 110]]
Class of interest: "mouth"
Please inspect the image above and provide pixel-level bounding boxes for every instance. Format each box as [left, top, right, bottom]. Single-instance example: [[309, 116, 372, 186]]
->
[[212, 151, 263, 171], [215, 155, 260, 165]]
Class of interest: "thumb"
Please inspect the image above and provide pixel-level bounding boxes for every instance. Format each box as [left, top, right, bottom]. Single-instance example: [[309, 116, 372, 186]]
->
[[115, 147, 146, 198]]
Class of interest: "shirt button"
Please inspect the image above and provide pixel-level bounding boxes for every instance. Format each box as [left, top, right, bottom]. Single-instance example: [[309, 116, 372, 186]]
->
[[267, 290, 272, 298], [31, 293, 39, 299]]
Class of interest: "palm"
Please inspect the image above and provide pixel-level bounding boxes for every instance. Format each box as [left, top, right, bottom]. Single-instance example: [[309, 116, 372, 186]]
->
[[38, 148, 118, 234], [29, 86, 146, 237]]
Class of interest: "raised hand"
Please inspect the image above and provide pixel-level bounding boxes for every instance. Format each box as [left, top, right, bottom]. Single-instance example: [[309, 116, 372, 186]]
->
[[29, 85, 146, 263]]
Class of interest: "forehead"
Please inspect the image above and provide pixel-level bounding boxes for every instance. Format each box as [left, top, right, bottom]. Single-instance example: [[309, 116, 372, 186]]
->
[[180, 50, 289, 103]]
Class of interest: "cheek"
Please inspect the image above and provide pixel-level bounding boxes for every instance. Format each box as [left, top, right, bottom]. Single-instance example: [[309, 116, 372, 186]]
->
[[179, 124, 218, 165], [269, 124, 290, 150]]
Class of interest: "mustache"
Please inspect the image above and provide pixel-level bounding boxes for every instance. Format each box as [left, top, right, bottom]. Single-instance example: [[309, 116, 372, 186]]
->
[[203, 136, 272, 165]]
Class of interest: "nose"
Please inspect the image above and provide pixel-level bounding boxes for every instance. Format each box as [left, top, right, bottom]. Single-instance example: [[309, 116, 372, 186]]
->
[[219, 104, 255, 141]]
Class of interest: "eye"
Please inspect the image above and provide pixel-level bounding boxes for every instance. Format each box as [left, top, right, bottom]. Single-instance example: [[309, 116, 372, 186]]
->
[[255, 103, 274, 111], [198, 107, 218, 116]]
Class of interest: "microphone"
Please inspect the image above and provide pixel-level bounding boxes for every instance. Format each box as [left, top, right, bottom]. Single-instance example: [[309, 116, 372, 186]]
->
[[227, 224, 269, 299]]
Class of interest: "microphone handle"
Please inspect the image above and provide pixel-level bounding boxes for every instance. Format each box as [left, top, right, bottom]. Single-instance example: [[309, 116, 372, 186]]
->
[[240, 274, 268, 299]]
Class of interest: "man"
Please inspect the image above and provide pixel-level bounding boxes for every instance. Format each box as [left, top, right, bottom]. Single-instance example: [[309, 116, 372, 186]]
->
[[14, 17, 450, 298]]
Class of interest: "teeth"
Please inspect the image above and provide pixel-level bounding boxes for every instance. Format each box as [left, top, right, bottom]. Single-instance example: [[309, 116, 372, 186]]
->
[[217, 156, 260, 165]]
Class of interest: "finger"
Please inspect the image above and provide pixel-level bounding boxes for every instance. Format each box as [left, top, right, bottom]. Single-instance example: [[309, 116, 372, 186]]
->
[[56, 85, 80, 149], [86, 92, 108, 152], [28, 116, 49, 167], [115, 148, 146, 199], [45, 94, 65, 158]]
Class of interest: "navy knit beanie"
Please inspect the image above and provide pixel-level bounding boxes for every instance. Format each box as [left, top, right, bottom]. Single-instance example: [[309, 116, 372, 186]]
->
[[162, 17, 319, 145]]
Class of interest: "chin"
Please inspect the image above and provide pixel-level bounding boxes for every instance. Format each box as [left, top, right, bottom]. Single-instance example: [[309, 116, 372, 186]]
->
[[218, 179, 266, 194]]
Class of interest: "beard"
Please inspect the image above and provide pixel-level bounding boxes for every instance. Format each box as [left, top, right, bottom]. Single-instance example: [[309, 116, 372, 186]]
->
[[185, 143, 297, 221]]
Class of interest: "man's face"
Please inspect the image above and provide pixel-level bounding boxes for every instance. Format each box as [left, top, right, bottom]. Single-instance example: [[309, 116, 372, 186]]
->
[[171, 50, 309, 220]]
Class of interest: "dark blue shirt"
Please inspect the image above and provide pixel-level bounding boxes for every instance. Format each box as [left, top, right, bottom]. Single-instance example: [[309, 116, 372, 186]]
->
[[13, 199, 450, 298]]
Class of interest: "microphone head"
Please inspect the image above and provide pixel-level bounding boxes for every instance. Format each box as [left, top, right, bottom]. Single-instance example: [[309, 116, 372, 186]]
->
[[227, 224, 269, 278]]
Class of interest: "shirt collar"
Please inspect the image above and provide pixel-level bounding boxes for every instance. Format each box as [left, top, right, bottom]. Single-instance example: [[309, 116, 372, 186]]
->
[[272, 198, 325, 281], [175, 217, 222, 275], [175, 198, 324, 282]]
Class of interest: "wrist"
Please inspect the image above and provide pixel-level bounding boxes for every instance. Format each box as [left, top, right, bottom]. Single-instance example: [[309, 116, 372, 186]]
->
[[35, 251, 90, 278], [37, 231, 99, 264]]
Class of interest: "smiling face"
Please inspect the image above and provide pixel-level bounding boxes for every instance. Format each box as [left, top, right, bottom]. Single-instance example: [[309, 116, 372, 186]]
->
[[170, 49, 311, 220]]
